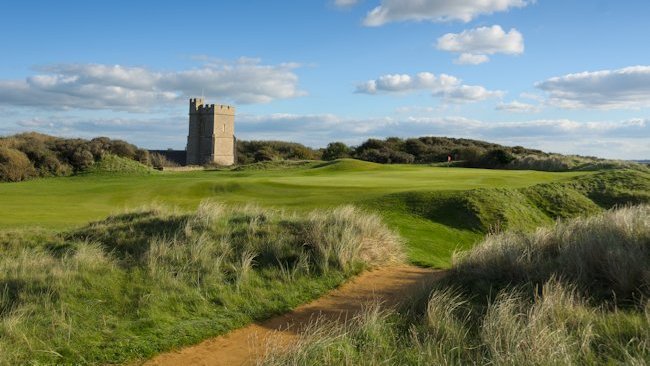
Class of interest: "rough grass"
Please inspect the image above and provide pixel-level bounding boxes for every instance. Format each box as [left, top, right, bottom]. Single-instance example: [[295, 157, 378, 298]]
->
[[0, 202, 402, 365], [84, 154, 154, 174], [263, 205, 650, 365], [450, 204, 649, 305]]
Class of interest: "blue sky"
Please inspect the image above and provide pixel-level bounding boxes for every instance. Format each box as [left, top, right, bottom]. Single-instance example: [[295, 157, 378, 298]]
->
[[0, 0, 648, 159]]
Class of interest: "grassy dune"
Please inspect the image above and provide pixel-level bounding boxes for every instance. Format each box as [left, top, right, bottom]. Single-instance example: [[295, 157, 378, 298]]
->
[[263, 205, 650, 365], [0, 203, 402, 365]]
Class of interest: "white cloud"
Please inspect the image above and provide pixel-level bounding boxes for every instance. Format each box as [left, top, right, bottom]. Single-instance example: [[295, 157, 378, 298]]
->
[[519, 92, 545, 102], [356, 71, 503, 103], [0, 58, 305, 111], [437, 25, 524, 65], [455, 53, 490, 65], [334, 0, 360, 8], [496, 100, 540, 113], [536, 66, 650, 109], [363, 0, 531, 26]]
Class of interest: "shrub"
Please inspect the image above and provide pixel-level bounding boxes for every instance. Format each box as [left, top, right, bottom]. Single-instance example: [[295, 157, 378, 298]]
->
[[322, 142, 351, 161], [135, 148, 150, 165], [0, 133, 152, 181], [237, 140, 321, 164], [356, 148, 391, 163], [0, 147, 35, 182], [71, 147, 95, 171], [150, 153, 179, 170], [477, 148, 515, 168], [108, 140, 137, 159]]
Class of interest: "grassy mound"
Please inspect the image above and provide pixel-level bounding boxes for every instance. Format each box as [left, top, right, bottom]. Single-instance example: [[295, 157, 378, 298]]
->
[[0, 203, 402, 365], [365, 169, 648, 267], [233, 160, 319, 171], [85, 154, 154, 174], [310, 159, 383, 172], [263, 205, 650, 365], [377, 170, 648, 232]]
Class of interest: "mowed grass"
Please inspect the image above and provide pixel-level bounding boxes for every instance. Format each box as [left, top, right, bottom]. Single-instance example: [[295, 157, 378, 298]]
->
[[0, 160, 588, 267]]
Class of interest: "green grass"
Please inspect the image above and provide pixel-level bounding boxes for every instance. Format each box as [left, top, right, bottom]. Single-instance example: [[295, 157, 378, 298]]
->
[[84, 154, 155, 175], [1, 159, 648, 267], [0, 159, 596, 266]]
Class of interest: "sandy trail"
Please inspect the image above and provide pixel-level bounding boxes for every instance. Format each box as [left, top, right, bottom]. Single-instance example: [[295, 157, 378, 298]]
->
[[143, 265, 444, 366]]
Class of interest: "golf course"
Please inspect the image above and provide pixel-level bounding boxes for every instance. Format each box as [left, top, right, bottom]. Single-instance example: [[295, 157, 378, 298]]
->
[[1, 159, 594, 266], [0, 157, 648, 364]]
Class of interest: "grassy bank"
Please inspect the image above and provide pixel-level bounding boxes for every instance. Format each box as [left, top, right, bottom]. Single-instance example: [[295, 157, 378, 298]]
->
[[263, 205, 650, 365], [0, 203, 402, 365], [367, 168, 649, 266]]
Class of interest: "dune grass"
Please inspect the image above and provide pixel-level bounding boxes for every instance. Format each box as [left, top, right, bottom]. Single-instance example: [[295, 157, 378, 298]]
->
[[263, 205, 650, 365], [0, 202, 402, 365]]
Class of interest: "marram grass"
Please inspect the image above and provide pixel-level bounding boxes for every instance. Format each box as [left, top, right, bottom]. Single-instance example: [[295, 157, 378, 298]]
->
[[263, 205, 650, 366], [0, 202, 402, 365]]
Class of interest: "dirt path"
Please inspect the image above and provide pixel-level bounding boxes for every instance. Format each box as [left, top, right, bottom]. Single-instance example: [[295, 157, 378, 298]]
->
[[143, 266, 445, 366]]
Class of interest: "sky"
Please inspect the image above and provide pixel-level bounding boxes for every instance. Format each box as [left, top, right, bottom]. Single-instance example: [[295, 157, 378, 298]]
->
[[0, 0, 648, 159]]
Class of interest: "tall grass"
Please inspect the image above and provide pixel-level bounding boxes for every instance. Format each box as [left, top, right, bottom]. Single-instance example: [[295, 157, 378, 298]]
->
[[263, 205, 650, 365], [508, 153, 648, 172], [0, 202, 402, 365], [451, 204, 649, 304]]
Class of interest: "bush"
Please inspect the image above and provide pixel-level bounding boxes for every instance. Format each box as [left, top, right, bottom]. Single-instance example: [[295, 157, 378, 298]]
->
[[108, 140, 137, 159], [237, 140, 320, 164], [322, 142, 351, 161], [0, 133, 151, 181], [150, 153, 179, 170], [0, 147, 35, 182], [357, 148, 391, 163], [477, 148, 515, 168]]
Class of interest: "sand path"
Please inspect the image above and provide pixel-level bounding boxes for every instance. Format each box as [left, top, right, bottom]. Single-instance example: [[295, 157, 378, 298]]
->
[[143, 265, 444, 366]]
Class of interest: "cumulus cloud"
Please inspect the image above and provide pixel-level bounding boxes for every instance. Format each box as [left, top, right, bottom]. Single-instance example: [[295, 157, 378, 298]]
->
[[0, 58, 305, 111], [437, 25, 524, 64], [496, 100, 540, 113], [536, 66, 650, 109], [363, 0, 531, 26], [356, 72, 503, 102]]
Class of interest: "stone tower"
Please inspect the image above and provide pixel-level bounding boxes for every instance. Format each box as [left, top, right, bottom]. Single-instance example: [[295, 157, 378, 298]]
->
[[186, 98, 236, 166]]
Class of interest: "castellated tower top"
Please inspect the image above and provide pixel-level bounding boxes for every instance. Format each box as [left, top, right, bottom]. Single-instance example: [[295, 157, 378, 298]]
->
[[189, 98, 235, 115], [186, 98, 236, 166]]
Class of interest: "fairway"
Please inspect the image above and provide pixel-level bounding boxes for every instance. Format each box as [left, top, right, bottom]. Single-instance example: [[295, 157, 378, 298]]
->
[[0, 160, 589, 267]]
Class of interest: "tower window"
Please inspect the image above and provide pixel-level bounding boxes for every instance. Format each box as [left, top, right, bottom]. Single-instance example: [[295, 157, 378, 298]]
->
[[222, 124, 226, 133]]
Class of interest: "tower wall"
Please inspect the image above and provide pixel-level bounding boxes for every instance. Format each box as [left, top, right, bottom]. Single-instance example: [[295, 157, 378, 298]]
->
[[186, 99, 236, 166]]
